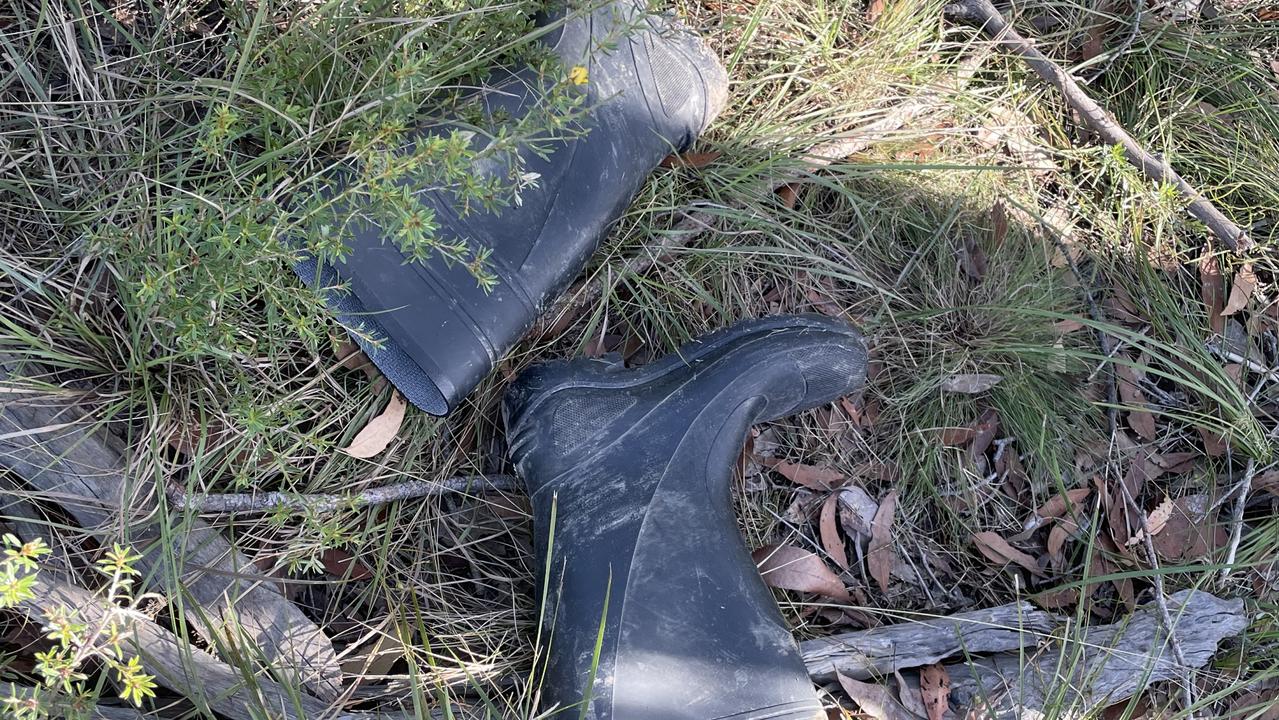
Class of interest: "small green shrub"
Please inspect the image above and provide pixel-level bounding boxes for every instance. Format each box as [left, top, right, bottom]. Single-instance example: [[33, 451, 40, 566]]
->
[[0, 537, 157, 719]]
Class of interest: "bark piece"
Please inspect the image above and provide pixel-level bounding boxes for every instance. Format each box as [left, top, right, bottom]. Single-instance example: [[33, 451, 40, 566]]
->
[[801, 602, 1061, 683], [943, 590, 1245, 719], [0, 359, 342, 699]]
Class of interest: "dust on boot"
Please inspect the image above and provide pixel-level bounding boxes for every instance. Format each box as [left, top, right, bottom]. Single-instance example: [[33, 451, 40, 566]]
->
[[504, 315, 868, 719]]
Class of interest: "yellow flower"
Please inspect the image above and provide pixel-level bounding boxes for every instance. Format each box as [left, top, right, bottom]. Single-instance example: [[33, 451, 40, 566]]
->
[[568, 65, 589, 85]]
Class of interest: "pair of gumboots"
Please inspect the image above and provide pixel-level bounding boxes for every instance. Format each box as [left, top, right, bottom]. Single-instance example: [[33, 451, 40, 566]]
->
[[297, 2, 868, 717]]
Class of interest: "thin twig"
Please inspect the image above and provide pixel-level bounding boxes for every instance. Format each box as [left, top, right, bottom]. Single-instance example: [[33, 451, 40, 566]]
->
[[1219, 457, 1257, 585], [1113, 476, 1199, 718], [1083, 0, 1146, 84], [1043, 216, 1120, 433], [1042, 216, 1199, 717], [944, 0, 1252, 252], [167, 475, 522, 514]]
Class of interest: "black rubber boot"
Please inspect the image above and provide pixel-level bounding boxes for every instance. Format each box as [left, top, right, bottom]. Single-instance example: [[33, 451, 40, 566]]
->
[[296, 0, 728, 415], [504, 315, 867, 719]]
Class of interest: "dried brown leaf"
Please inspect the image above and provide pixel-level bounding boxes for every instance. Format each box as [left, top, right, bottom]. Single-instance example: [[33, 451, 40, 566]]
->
[[1200, 252, 1227, 335], [1115, 364, 1156, 441], [320, 548, 374, 581], [866, 0, 887, 23], [1125, 496, 1173, 546], [970, 408, 1000, 458], [1122, 451, 1154, 501], [1153, 451, 1198, 475], [1199, 426, 1228, 457], [941, 374, 1002, 394], [1081, 23, 1106, 61], [868, 490, 898, 594], [1032, 586, 1080, 610], [1151, 494, 1225, 561], [860, 398, 882, 427], [1053, 319, 1086, 335], [807, 287, 843, 317], [840, 395, 877, 428], [1253, 470, 1279, 496], [820, 493, 849, 570], [340, 629, 405, 678], [776, 183, 800, 209], [1047, 523, 1071, 566], [991, 200, 1008, 248], [769, 459, 846, 490], [1146, 495, 1173, 535], [939, 426, 976, 446], [959, 237, 988, 282], [1227, 689, 1279, 720], [838, 673, 922, 720], [753, 544, 850, 601], [971, 531, 1042, 576], [1221, 264, 1258, 316], [997, 448, 1028, 500], [895, 670, 930, 720], [342, 391, 407, 459], [919, 664, 951, 720], [1035, 488, 1092, 520], [336, 340, 369, 372]]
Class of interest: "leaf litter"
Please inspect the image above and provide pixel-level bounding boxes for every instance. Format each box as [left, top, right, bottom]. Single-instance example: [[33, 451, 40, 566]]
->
[[971, 531, 1043, 577], [919, 663, 951, 720], [341, 390, 407, 459], [839, 672, 922, 720], [753, 543, 850, 601], [868, 490, 899, 594]]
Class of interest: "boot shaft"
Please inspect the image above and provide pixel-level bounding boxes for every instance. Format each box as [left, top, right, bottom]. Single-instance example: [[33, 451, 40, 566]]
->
[[297, 0, 728, 415], [505, 315, 867, 719]]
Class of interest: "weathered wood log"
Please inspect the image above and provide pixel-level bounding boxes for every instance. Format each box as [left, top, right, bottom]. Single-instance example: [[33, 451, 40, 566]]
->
[[945, 590, 1245, 719], [14, 575, 465, 720], [0, 474, 73, 571], [801, 602, 1062, 684], [0, 359, 343, 699], [904, 591, 1245, 720]]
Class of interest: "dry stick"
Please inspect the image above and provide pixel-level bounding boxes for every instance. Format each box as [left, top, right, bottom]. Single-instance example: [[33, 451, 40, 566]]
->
[[168, 474, 521, 514], [527, 75, 974, 338], [1219, 457, 1257, 585], [0, 359, 345, 700], [1112, 478, 1198, 720], [1045, 230, 1199, 717], [943, 0, 1252, 253]]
